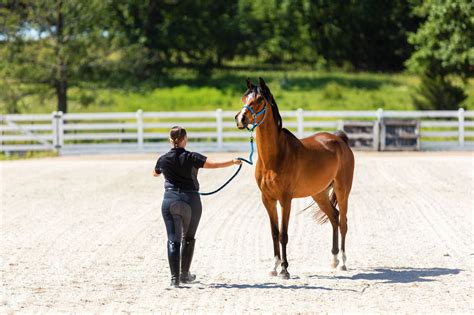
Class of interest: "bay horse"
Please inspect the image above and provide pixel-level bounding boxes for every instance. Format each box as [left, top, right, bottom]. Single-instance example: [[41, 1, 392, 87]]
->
[[235, 78, 355, 279]]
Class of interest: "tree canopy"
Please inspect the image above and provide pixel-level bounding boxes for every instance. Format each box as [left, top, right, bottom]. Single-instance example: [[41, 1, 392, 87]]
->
[[406, 0, 473, 110], [0, 0, 472, 112]]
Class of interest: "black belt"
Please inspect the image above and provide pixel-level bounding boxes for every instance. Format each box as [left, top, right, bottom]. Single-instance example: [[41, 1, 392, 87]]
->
[[165, 188, 198, 193]]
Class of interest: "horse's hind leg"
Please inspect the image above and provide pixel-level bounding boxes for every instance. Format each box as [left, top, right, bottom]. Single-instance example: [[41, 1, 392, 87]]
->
[[337, 197, 349, 270], [262, 194, 281, 276], [333, 182, 350, 271], [312, 191, 340, 268]]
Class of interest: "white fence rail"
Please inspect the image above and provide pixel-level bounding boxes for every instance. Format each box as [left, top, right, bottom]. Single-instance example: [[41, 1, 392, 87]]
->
[[1, 109, 472, 154]]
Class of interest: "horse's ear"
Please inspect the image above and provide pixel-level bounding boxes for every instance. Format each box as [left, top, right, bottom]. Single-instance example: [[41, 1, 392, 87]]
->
[[246, 78, 254, 90], [259, 77, 271, 96]]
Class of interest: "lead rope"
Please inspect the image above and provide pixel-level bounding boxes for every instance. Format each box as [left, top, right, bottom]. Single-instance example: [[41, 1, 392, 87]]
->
[[199, 133, 255, 196]]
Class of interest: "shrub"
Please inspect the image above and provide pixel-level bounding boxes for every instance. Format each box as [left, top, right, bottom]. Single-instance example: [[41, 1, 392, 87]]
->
[[322, 82, 344, 100], [412, 71, 467, 110]]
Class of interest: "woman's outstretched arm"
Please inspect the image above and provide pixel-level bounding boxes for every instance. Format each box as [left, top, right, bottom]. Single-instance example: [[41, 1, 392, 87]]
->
[[203, 158, 242, 169]]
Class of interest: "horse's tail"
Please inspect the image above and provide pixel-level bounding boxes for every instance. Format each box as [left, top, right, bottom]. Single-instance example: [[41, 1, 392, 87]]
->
[[334, 130, 349, 145], [313, 187, 339, 224]]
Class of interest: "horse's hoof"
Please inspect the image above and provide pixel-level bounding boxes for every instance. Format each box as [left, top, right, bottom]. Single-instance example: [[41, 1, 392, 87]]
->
[[331, 259, 340, 269], [339, 265, 347, 271], [279, 270, 290, 279], [268, 270, 278, 277]]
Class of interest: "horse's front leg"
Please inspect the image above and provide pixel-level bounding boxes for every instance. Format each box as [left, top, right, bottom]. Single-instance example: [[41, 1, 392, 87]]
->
[[279, 197, 292, 279], [262, 194, 281, 276]]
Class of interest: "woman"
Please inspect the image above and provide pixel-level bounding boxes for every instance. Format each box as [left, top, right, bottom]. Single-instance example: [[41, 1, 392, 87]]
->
[[153, 126, 242, 287]]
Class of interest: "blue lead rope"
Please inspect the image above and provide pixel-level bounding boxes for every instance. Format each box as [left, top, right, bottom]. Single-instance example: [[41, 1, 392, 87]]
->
[[199, 134, 255, 196], [237, 134, 255, 165]]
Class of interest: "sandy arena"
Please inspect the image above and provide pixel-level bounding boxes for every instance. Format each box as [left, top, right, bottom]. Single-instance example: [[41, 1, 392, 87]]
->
[[1, 151, 473, 313]]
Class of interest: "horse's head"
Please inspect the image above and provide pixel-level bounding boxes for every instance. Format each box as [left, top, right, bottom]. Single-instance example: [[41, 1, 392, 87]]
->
[[235, 77, 272, 130]]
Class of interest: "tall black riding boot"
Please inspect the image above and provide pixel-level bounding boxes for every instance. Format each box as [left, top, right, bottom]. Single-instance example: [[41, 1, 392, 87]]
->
[[180, 239, 196, 283], [167, 241, 180, 288]]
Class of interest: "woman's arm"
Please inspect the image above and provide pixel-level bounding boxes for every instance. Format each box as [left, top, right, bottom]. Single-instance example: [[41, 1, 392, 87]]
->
[[203, 158, 242, 169]]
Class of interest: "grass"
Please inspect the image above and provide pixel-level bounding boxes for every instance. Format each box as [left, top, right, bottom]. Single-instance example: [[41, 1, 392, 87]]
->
[[3, 68, 473, 114], [0, 151, 58, 160]]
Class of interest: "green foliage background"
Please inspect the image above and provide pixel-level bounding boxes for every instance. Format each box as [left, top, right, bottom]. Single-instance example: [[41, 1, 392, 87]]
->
[[0, 0, 472, 113]]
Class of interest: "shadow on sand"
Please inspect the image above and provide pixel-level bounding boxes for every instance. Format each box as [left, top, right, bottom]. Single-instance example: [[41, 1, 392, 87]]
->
[[205, 267, 462, 291], [209, 282, 354, 291], [308, 267, 462, 284]]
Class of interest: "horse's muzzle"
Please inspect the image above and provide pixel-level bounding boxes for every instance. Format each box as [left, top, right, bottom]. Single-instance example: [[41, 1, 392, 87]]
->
[[235, 113, 248, 129]]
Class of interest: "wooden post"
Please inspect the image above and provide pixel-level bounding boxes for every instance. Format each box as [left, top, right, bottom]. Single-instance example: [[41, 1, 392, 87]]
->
[[216, 109, 223, 150], [136, 109, 144, 150], [458, 108, 464, 148], [297, 108, 304, 138]]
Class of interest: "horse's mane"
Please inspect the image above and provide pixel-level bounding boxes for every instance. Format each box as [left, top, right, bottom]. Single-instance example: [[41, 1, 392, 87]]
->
[[268, 93, 300, 142], [268, 93, 283, 130]]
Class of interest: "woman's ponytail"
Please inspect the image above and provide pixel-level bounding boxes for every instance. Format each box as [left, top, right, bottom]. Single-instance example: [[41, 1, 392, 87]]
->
[[169, 126, 187, 148]]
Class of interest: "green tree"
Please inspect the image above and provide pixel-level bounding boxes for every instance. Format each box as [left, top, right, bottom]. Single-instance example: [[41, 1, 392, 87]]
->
[[406, 0, 473, 110], [237, 0, 312, 64], [164, 0, 243, 71], [0, 0, 111, 113], [304, 0, 420, 71], [111, 0, 243, 77], [108, 0, 169, 81], [412, 68, 467, 110]]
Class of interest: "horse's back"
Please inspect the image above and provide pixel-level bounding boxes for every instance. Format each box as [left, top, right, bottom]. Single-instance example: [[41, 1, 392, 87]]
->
[[300, 131, 348, 153], [301, 131, 354, 171]]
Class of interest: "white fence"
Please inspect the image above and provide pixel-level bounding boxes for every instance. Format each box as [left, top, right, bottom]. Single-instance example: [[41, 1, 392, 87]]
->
[[1, 109, 473, 154]]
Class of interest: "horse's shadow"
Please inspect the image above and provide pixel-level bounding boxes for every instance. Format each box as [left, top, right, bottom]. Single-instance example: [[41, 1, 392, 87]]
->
[[206, 267, 461, 291], [308, 267, 462, 284]]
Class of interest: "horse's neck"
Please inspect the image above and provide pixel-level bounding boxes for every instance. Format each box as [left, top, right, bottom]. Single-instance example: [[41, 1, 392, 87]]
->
[[255, 108, 282, 170]]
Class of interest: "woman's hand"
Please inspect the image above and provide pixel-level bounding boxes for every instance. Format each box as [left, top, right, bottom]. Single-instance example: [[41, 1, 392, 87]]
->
[[233, 158, 242, 165], [152, 169, 161, 177]]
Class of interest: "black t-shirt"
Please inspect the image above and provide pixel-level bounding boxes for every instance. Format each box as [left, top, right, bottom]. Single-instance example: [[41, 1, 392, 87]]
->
[[155, 148, 207, 191]]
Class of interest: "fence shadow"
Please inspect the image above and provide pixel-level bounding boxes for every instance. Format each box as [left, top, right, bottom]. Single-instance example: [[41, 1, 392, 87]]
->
[[308, 267, 462, 284]]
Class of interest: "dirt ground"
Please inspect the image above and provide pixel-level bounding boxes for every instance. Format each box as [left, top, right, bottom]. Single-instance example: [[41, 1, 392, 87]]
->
[[1, 151, 473, 313]]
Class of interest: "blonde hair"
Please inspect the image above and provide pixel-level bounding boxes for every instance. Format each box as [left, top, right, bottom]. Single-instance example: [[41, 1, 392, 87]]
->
[[169, 126, 187, 148]]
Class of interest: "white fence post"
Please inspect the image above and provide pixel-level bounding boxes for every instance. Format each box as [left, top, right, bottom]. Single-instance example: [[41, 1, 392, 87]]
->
[[52, 111, 58, 149], [0, 116, 2, 149], [458, 108, 464, 148], [136, 109, 144, 150], [376, 108, 384, 151], [216, 109, 223, 150], [57, 111, 64, 154], [52, 111, 64, 152], [297, 108, 304, 138], [52, 111, 63, 153]]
